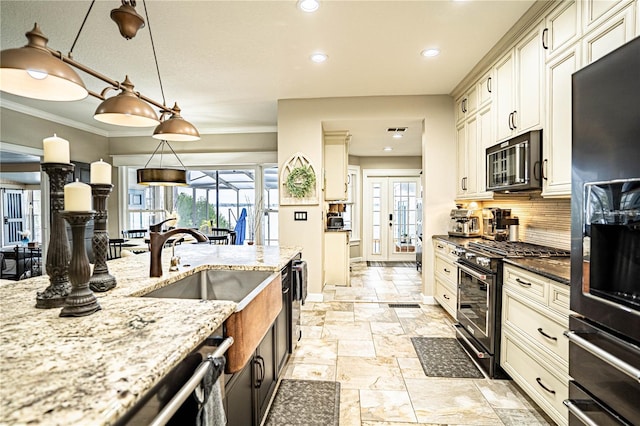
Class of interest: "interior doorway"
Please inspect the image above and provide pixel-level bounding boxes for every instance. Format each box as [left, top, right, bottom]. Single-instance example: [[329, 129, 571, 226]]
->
[[363, 171, 421, 262]]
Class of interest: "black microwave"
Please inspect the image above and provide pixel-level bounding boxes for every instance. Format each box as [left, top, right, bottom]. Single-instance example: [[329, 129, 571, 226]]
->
[[486, 130, 542, 192]]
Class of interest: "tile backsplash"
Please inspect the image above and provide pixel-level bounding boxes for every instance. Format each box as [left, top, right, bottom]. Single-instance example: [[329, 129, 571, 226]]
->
[[480, 194, 571, 250]]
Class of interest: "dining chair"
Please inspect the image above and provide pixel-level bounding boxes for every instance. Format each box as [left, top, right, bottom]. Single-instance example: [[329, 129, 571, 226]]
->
[[208, 228, 231, 245], [108, 238, 125, 260], [122, 229, 147, 239]]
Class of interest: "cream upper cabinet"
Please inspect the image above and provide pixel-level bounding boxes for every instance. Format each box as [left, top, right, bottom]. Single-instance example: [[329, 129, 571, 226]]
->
[[456, 104, 494, 200], [582, 2, 636, 64], [543, 44, 581, 197], [583, 0, 635, 34], [495, 24, 545, 142], [455, 86, 478, 125], [477, 70, 494, 108], [324, 131, 350, 201], [543, 0, 583, 59]]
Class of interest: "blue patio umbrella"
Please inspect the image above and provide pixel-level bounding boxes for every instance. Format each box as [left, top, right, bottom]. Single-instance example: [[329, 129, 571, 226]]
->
[[234, 208, 247, 245]]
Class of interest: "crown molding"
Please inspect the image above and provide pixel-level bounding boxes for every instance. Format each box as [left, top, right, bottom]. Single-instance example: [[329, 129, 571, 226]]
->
[[450, 0, 555, 99], [0, 99, 110, 137]]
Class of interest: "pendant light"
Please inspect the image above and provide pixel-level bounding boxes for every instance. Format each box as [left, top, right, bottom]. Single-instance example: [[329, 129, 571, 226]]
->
[[0, 24, 88, 101], [137, 139, 188, 186], [94, 75, 159, 127], [110, 1, 145, 40], [153, 102, 200, 141]]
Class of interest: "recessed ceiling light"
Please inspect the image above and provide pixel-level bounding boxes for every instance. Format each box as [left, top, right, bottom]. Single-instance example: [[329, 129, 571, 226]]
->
[[310, 53, 328, 63], [383, 147, 393, 152], [421, 48, 440, 57], [298, 0, 320, 12], [392, 132, 403, 139]]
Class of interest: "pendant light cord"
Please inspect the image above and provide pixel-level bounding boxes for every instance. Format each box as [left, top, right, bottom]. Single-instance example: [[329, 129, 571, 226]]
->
[[142, 0, 167, 108], [68, 0, 96, 57]]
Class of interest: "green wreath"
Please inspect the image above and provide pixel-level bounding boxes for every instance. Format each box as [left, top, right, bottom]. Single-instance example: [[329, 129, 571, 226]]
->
[[286, 165, 316, 198]]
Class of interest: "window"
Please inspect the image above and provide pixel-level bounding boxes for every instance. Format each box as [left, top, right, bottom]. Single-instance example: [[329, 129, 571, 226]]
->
[[123, 165, 278, 245]]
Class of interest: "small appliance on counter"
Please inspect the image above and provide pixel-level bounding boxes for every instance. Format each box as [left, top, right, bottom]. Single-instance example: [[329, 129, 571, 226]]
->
[[448, 208, 482, 237], [482, 208, 519, 241], [327, 203, 346, 230]]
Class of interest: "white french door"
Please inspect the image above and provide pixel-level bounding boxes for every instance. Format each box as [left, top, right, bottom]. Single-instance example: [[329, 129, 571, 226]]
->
[[363, 174, 421, 262]]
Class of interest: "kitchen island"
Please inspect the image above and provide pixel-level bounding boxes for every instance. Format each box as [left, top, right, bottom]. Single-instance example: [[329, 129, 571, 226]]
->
[[0, 244, 301, 426]]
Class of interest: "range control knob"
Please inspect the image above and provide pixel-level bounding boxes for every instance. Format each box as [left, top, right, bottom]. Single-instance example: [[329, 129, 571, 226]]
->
[[453, 247, 466, 257], [465, 252, 476, 260], [477, 257, 491, 268]]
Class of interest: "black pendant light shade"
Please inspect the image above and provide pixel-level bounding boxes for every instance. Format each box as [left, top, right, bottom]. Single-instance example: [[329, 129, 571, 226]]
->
[[153, 103, 200, 141], [94, 76, 159, 127], [0, 24, 88, 101], [137, 168, 187, 186]]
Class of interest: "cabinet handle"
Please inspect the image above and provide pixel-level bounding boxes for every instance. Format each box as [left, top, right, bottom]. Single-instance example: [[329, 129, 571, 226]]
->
[[535, 377, 556, 395], [283, 287, 290, 294], [254, 356, 265, 388], [487, 77, 492, 93], [461, 177, 468, 191], [437, 244, 444, 249], [443, 294, 450, 300], [516, 278, 532, 287], [542, 28, 549, 50], [542, 159, 548, 181], [444, 268, 451, 274], [508, 112, 514, 130], [537, 328, 558, 341], [511, 111, 517, 129], [462, 98, 467, 113]]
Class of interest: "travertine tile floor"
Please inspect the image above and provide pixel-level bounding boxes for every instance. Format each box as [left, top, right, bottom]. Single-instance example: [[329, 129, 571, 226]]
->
[[281, 262, 555, 426]]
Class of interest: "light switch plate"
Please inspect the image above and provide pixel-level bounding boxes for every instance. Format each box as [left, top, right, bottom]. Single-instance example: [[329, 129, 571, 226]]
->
[[294, 211, 307, 221]]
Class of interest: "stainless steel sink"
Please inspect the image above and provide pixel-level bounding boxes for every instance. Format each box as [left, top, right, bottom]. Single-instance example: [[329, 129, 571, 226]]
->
[[142, 268, 283, 373], [142, 269, 276, 310]]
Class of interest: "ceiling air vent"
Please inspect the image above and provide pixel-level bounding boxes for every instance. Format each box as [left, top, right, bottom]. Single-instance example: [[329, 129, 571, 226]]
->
[[387, 127, 407, 133]]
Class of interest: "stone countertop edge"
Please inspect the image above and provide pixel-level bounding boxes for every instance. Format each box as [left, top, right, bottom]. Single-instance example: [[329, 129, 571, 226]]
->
[[0, 245, 302, 426], [431, 235, 570, 285]]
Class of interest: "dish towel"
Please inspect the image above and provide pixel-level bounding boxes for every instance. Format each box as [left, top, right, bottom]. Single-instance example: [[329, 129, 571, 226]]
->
[[194, 356, 226, 426]]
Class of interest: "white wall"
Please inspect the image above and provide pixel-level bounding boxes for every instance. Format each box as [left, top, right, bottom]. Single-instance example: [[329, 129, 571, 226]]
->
[[277, 95, 456, 298]]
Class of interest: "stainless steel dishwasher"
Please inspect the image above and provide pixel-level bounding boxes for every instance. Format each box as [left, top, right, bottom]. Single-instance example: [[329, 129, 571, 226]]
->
[[116, 335, 233, 426]]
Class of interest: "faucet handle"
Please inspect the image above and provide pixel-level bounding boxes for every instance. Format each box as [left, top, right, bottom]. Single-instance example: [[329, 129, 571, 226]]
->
[[170, 255, 181, 271]]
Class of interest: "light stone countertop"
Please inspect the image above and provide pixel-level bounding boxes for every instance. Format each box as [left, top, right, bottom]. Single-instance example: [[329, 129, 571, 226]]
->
[[0, 244, 301, 426]]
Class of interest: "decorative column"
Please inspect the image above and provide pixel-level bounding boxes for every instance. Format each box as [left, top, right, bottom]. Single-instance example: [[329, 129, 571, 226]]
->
[[89, 184, 116, 292], [60, 211, 101, 317], [36, 163, 74, 309]]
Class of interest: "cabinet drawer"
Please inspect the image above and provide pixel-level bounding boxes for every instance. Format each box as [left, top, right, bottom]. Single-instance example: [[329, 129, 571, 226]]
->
[[434, 255, 457, 285], [503, 265, 547, 304], [435, 277, 457, 319], [433, 240, 456, 259], [549, 282, 570, 315], [503, 289, 569, 367], [502, 331, 569, 426]]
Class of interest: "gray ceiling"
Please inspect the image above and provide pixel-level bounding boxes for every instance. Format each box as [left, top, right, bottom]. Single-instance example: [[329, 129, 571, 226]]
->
[[1, 0, 535, 158]]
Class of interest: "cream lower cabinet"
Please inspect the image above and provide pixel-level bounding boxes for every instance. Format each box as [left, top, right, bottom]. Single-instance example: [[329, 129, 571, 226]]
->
[[324, 231, 350, 286], [433, 240, 458, 319], [501, 264, 570, 426]]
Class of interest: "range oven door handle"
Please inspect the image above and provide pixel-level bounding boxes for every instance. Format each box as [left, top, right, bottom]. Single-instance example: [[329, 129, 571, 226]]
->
[[456, 262, 490, 281], [453, 324, 489, 359], [564, 330, 640, 383], [563, 399, 601, 426]]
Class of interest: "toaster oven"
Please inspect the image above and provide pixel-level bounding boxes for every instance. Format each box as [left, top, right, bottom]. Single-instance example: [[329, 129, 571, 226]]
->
[[327, 216, 344, 229]]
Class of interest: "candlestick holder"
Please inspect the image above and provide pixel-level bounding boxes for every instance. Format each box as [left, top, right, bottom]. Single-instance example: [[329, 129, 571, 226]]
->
[[89, 184, 116, 292], [60, 211, 101, 317], [36, 162, 74, 309]]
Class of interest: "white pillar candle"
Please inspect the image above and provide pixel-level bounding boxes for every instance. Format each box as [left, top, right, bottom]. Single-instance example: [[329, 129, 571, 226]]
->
[[64, 180, 92, 211], [90, 159, 112, 184], [43, 134, 70, 163]]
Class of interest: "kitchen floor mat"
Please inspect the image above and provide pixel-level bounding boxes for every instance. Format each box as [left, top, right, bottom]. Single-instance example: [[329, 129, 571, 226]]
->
[[264, 379, 340, 426], [411, 337, 485, 378], [366, 261, 415, 267]]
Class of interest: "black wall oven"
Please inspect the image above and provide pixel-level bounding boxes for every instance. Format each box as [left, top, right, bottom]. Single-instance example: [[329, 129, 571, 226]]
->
[[567, 37, 640, 425]]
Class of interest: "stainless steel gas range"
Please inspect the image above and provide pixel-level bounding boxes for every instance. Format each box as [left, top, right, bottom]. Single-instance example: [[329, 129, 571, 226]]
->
[[453, 240, 570, 378]]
